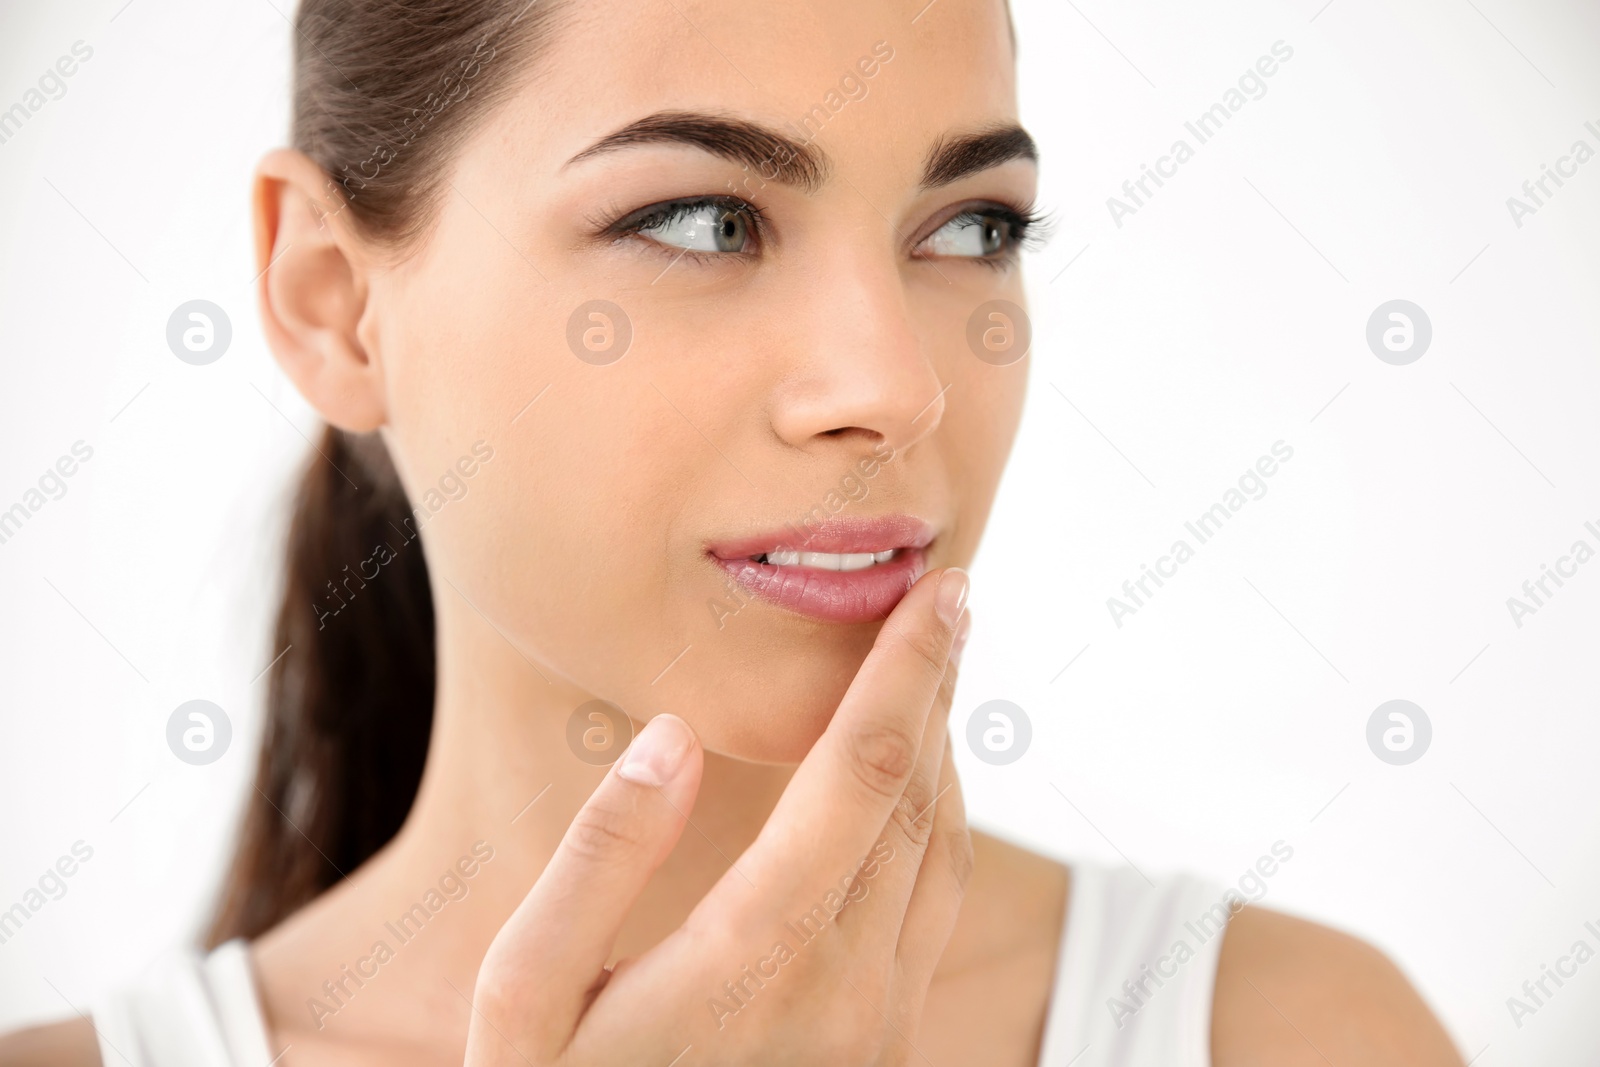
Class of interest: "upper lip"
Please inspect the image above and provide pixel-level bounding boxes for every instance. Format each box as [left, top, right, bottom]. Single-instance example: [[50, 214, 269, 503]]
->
[[705, 515, 937, 560]]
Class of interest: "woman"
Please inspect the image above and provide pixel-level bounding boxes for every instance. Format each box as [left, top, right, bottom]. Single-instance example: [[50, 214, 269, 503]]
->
[[2, 0, 1464, 1063]]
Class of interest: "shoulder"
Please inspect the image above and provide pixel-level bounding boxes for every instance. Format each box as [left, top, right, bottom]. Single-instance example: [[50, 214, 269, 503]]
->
[[1212, 905, 1463, 1066], [921, 830, 1068, 1066], [0, 1018, 102, 1066]]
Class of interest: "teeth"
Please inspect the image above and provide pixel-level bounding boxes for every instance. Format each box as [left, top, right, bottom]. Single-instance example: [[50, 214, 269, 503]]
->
[[757, 549, 898, 570]]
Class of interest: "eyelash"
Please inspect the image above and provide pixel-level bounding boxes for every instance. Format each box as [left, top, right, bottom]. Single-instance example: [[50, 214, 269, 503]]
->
[[597, 196, 771, 264], [923, 201, 1053, 270], [594, 195, 1052, 265]]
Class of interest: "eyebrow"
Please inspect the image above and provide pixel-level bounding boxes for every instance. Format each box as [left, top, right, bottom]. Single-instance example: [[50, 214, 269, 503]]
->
[[920, 123, 1038, 188], [565, 110, 1037, 193], [564, 111, 829, 192]]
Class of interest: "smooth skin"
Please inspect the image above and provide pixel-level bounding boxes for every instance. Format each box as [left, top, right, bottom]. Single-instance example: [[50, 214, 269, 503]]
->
[[3, 0, 1462, 1063]]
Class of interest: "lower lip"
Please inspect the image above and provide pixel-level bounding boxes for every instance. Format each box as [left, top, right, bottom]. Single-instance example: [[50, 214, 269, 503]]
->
[[711, 548, 929, 624]]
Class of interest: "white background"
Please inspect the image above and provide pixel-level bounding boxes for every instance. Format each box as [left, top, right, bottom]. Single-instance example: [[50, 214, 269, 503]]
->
[[1, 0, 1597, 1063]]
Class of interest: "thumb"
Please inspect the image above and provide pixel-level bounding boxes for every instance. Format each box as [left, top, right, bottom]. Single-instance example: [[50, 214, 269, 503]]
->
[[475, 713, 702, 1046]]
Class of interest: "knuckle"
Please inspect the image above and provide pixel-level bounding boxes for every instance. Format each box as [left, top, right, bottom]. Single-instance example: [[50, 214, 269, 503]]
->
[[934, 662, 959, 712], [564, 797, 646, 863], [474, 973, 515, 1016], [844, 721, 921, 801], [888, 783, 936, 849], [470, 958, 535, 1025], [899, 624, 951, 688], [945, 827, 976, 891]]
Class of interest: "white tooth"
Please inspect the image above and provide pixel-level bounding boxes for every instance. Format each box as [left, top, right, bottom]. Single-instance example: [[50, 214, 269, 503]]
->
[[797, 551, 877, 572], [761, 549, 897, 570]]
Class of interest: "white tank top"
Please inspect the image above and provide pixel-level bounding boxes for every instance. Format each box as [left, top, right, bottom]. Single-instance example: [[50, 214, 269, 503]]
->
[[90, 863, 1231, 1066]]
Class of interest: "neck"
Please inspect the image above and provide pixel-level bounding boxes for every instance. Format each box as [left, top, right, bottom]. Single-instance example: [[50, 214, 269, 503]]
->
[[385, 595, 792, 964]]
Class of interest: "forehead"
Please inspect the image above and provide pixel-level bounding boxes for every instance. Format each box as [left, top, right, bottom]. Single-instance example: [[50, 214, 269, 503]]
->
[[484, 0, 1018, 185]]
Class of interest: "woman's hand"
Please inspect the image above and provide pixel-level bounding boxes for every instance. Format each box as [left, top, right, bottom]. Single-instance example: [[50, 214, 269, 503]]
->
[[465, 567, 973, 1066]]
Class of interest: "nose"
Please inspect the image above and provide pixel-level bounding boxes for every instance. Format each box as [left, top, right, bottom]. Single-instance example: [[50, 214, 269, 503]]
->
[[769, 250, 947, 455]]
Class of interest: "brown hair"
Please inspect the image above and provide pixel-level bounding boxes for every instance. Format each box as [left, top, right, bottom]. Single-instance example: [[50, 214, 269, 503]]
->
[[206, 0, 564, 946]]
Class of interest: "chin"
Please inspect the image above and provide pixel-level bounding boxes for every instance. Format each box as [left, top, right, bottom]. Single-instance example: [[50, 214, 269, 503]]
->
[[661, 634, 870, 764]]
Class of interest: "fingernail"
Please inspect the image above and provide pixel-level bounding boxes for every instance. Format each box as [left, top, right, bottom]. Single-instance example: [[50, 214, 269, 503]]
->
[[950, 611, 972, 668], [935, 568, 970, 628], [617, 714, 695, 787]]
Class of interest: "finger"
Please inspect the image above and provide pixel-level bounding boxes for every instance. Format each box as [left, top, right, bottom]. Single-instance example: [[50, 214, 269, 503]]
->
[[894, 730, 972, 987], [728, 567, 969, 915], [834, 608, 966, 938], [471, 713, 703, 1052]]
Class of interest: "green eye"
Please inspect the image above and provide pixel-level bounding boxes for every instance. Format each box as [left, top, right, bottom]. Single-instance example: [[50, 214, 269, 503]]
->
[[922, 211, 1023, 258], [623, 198, 759, 254]]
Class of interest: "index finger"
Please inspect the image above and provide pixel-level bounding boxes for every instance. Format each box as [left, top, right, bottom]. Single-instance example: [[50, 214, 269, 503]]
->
[[721, 566, 969, 915]]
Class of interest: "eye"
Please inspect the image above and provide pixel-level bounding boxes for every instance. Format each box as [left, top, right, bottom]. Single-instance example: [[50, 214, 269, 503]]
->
[[917, 205, 1043, 261], [609, 196, 762, 255]]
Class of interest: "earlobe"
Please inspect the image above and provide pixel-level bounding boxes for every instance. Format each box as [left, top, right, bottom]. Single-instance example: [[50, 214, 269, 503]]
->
[[252, 148, 387, 433]]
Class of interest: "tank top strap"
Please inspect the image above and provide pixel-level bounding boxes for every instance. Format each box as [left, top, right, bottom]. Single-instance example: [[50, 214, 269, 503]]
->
[[92, 939, 276, 1067], [1036, 862, 1233, 1066]]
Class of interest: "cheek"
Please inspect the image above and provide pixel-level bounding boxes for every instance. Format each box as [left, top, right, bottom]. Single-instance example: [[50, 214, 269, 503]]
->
[[938, 301, 1028, 555], [375, 263, 669, 672], [967, 360, 1027, 487], [402, 381, 686, 688]]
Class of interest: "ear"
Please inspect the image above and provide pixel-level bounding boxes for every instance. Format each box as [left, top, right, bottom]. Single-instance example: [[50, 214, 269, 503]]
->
[[252, 148, 386, 433]]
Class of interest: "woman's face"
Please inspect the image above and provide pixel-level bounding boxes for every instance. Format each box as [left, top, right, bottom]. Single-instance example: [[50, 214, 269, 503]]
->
[[368, 0, 1035, 761]]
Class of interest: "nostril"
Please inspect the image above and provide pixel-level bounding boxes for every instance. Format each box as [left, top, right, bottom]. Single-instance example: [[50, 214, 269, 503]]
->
[[819, 426, 879, 441]]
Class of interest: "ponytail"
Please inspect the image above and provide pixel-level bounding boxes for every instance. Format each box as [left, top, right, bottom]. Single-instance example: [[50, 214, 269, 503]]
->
[[207, 429, 434, 944]]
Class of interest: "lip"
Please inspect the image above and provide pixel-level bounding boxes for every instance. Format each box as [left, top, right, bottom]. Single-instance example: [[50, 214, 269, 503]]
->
[[706, 515, 937, 624]]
